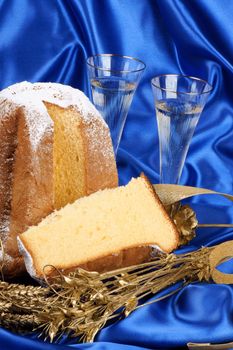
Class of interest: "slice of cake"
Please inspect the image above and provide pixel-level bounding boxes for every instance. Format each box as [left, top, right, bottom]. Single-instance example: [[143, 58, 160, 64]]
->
[[0, 82, 118, 277], [18, 176, 179, 279]]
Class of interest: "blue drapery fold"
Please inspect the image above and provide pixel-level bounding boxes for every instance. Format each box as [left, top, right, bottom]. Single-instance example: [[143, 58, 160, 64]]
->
[[0, 0, 233, 349]]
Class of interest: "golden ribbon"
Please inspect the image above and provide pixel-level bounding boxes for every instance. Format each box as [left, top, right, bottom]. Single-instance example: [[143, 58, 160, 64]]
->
[[154, 183, 233, 206], [187, 341, 233, 349], [209, 240, 233, 284], [154, 184, 233, 228]]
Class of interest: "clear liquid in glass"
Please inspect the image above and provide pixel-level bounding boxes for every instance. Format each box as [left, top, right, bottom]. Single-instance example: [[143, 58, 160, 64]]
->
[[156, 98, 203, 184], [91, 77, 136, 154]]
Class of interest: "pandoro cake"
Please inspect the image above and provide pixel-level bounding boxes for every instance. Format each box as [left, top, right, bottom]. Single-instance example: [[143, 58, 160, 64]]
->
[[0, 82, 118, 276], [18, 176, 180, 279]]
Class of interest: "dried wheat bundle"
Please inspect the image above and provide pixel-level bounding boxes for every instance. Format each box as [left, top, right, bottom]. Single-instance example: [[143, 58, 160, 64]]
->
[[1, 240, 232, 343]]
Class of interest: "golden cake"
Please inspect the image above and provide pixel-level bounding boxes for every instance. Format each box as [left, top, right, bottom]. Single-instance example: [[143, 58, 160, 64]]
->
[[18, 176, 179, 280], [0, 81, 118, 277]]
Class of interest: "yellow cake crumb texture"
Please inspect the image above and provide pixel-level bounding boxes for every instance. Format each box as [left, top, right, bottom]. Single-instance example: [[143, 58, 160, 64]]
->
[[19, 176, 179, 277], [44, 103, 86, 209]]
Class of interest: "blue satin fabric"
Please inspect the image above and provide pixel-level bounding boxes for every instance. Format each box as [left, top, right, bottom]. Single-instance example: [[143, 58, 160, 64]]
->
[[1, 0, 233, 349]]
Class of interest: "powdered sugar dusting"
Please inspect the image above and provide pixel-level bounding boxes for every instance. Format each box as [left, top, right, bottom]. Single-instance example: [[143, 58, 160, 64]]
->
[[86, 118, 115, 165], [32, 82, 104, 122], [0, 249, 13, 265], [0, 81, 109, 151], [1, 83, 53, 151], [22, 104, 53, 151]]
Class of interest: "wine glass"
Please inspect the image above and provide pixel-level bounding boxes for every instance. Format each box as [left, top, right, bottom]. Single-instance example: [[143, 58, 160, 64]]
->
[[151, 74, 212, 184], [87, 54, 146, 156]]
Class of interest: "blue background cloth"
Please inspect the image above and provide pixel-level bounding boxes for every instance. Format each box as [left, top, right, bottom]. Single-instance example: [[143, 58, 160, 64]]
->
[[0, 0, 233, 349]]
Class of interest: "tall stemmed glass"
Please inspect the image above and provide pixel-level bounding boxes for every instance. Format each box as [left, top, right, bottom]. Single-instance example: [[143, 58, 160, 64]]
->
[[87, 54, 146, 156], [151, 74, 212, 184]]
